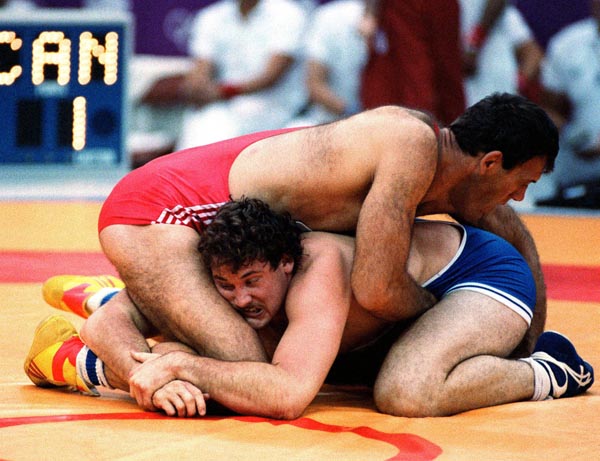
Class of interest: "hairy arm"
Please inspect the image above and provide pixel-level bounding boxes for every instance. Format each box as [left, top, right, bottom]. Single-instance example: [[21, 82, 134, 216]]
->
[[476, 205, 546, 355], [350, 118, 438, 321], [129, 242, 350, 419]]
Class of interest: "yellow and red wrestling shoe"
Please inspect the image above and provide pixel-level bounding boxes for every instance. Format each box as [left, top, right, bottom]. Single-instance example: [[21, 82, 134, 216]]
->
[[42, 275, 124, 318], [24, 315, 98, 395]]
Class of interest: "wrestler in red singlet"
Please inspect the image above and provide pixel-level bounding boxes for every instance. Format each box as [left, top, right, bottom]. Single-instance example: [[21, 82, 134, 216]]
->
[[98, 128, 302, 234]]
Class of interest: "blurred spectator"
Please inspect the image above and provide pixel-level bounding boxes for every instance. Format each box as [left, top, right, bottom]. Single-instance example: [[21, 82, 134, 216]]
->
[[81, 0, 131, 10], [514, 0, 590, 50], [535, 0, 600, 208], [459, 0, 544, 106], [34, 0, 131, 9], [297, 0, 318, 13], [461, 0, 507, 80], [359, 0, 465, 125], [288, 0, 367, 127], [151, 0, 308, 149], [0, 0, 35, 9]]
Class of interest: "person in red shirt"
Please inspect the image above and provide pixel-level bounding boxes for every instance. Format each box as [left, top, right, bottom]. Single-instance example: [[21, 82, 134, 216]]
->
[[359, 0, 466, 125]]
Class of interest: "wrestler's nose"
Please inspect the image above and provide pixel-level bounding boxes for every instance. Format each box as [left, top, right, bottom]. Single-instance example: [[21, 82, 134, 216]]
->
[[510, 187, 527, 202], [234, 289, 253, 309]]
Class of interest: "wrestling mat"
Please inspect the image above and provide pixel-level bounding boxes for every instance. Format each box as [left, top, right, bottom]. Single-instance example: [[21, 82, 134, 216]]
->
[[1, 202, 598, 460]]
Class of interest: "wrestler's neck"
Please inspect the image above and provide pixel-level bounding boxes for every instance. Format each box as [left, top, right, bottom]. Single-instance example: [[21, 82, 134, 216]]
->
[[417, 128, 477, 215], [437, 128, 476, 178], [439, 127, 460, 151]]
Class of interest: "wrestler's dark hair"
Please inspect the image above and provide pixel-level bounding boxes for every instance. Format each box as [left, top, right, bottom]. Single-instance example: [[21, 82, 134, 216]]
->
[[198, 197, 304, 274], [449, 92, 559, 172]]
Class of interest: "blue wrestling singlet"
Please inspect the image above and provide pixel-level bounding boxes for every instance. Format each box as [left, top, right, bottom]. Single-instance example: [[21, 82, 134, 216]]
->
[[422, 222, 536, 325], [326, 221, 537, 386]]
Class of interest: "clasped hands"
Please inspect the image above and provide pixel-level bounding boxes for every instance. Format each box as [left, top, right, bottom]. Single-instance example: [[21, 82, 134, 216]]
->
[[129, 350, 208, 418]]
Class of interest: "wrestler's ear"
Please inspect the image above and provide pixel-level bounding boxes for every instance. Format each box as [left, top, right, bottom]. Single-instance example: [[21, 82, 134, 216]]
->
[[479, 151, 503, 174], [280, 255, 294, 275]]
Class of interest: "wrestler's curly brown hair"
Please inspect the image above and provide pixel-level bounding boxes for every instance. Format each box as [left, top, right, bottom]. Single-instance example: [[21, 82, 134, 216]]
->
[[198, 197, 304, 273]]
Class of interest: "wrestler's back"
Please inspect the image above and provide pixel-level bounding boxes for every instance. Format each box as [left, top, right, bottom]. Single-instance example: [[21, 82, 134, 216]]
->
[[229, 106, 436, 232]]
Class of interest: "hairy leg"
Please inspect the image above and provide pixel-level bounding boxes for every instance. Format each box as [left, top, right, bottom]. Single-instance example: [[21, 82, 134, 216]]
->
[[80, 288, 156, 391], [373, 291, 533, 417], [99, 224, 267, 362], [104, 366, 129, 391]]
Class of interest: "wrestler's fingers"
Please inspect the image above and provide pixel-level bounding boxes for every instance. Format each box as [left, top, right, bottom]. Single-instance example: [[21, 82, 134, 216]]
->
[[153, 381, 206, 417], [174, 383, 196, 418], [129, 377, 157, 412], [180, 382, 204, 417], [152, 385, 187, 417], [129, 383, 157, 412], [181, 381, 208, 416], [174, 380, 205, 417], [152, 391, 177, 417]]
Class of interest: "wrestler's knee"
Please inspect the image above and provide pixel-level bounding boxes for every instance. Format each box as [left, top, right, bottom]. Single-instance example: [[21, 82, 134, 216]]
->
[[373, 369, 448, 417], [99, 225, 141, 277]]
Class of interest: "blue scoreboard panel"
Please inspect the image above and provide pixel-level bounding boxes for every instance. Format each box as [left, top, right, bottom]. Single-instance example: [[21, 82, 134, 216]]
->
[[0, 10, 131, 165]]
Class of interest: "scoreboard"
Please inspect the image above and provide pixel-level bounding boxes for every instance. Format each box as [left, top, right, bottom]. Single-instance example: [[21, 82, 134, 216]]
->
[[0, 9, 131, 165]]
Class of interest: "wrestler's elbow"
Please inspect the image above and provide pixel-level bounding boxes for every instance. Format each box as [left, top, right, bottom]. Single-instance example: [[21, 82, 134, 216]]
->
[[283, 408, 306, 420], [271, 403, 306, 420], [351, 275, 395, 320], [252, 391, 309, 420], [272, 394, 311, 420], [258, 407, 303, 421]]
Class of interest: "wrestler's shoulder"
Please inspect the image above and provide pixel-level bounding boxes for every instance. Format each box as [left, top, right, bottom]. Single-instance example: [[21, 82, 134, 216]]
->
[[303, 231, 354, 246], [350, 106, 437, 137], [300, 232, 354, 265]]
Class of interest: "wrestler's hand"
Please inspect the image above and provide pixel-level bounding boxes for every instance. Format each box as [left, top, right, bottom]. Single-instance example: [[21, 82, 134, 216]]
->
[[129, 351, 180, 411], [151, 380, 209, 417]]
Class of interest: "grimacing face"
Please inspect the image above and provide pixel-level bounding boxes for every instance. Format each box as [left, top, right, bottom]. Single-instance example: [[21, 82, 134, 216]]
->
[[211, 258, 294, 330]]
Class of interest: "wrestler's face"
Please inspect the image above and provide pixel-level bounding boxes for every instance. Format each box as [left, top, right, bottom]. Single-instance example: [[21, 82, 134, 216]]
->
[[211, 258, 294, 330], [451, 153, 546, 222]]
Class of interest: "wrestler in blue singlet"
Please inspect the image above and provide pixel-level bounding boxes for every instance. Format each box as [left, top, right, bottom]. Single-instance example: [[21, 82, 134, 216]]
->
[[423, 221, 536, 325], [327, 220, 537, 385]]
